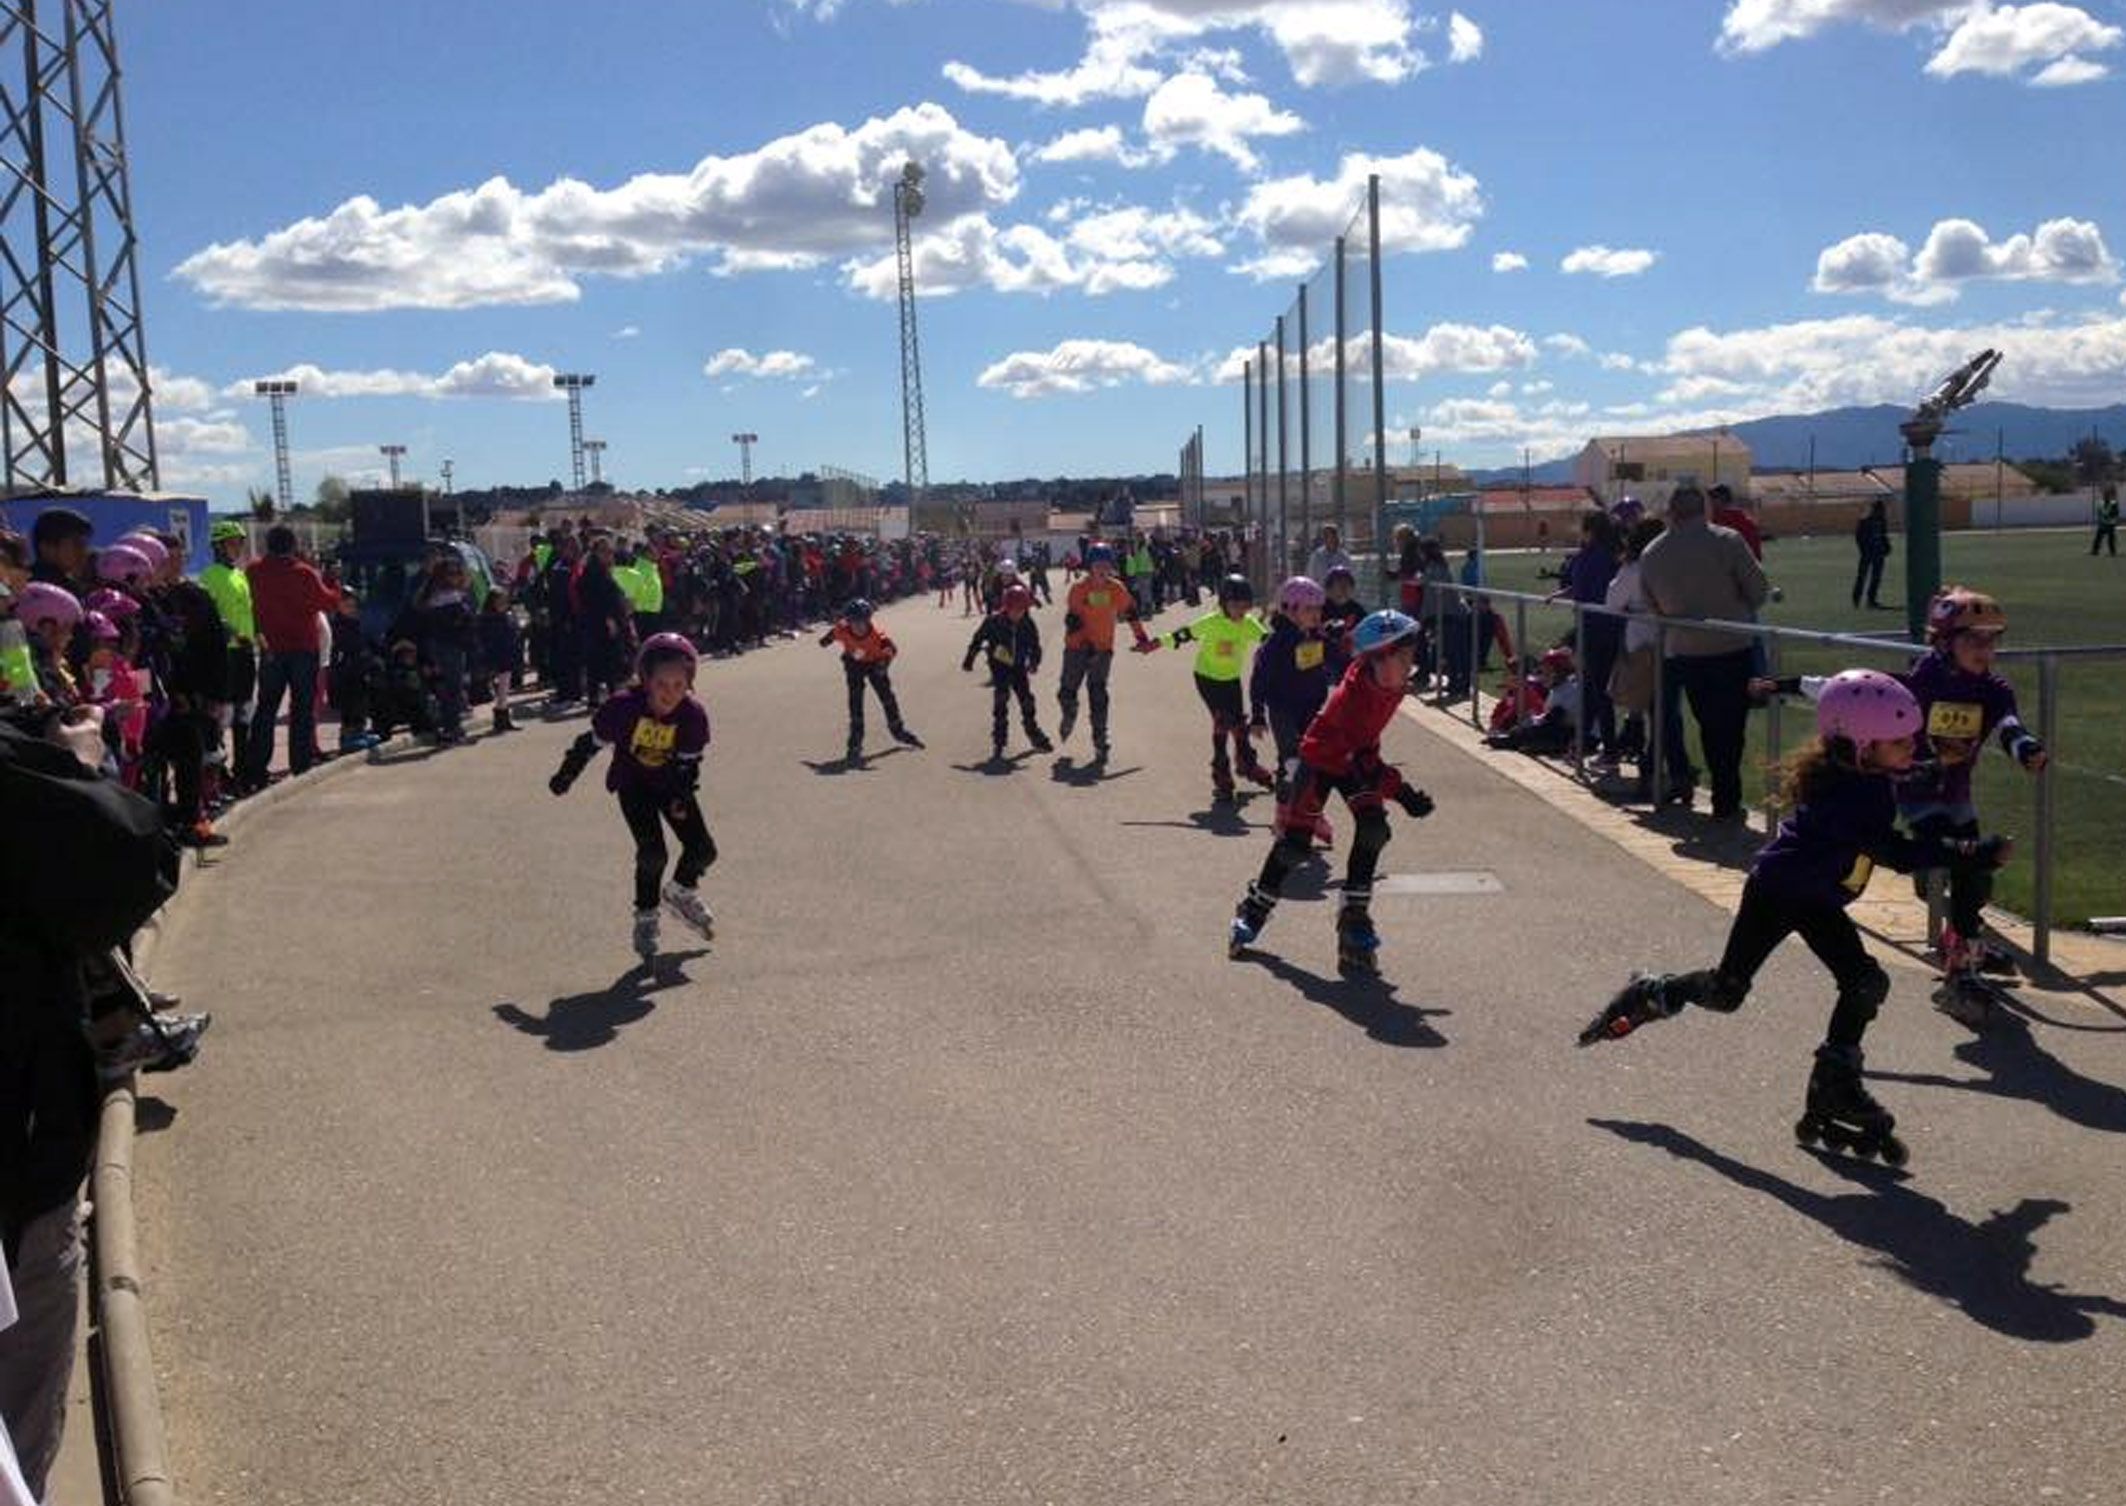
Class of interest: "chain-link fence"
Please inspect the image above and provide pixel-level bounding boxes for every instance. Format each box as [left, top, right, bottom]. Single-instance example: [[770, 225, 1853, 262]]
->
[[1239, 175, 1388, 598]]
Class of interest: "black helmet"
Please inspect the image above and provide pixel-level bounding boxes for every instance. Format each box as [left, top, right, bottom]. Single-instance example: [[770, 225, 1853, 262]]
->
[[845, 597, 874, 620], [1217, 573, 1254, 605]]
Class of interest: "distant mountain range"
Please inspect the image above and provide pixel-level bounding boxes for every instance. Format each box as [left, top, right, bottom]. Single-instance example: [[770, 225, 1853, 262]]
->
[[1466, 402, 2126, 486]]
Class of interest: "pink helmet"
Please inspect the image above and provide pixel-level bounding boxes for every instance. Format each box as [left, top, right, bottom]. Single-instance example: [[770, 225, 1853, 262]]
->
[[96, 543, 153, 587], [85, 609, 120, 642], [636, 631, 699, 683], [84, 587, 139, 621], [17, 581, 82, 632], [1816, 668, 1920, 750], [1277, 575, 1326, 612], [114, 533, 169, 575]]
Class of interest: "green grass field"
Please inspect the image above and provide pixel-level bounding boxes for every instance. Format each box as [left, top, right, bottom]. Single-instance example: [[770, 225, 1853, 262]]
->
[[1471, 527, 2126, 929]]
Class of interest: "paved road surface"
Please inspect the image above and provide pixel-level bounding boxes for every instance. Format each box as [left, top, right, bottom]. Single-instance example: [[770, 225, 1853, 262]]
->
[[138, 594, 2126, 1505]]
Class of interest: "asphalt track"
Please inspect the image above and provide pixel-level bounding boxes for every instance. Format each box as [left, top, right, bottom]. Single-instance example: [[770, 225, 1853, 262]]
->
[[137, 593, 2126, 1505]]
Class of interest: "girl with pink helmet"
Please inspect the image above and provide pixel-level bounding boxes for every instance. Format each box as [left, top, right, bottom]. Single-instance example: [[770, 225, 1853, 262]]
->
[[1577, 667, 2011, 1166]]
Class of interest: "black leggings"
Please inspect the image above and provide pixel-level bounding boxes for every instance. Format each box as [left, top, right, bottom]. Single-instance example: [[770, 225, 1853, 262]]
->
[[1907, 811, 1989, 938], [1194, 672, 1260, 783], [618, 787, 717, 911], [1680, 880, 1889, 1051], [1253, 763, 1393, 909], [843, 659, 905, 737], [988, 669, 1040, 745]]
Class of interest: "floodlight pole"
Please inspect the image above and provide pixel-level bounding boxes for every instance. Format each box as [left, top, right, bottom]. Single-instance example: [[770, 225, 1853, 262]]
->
[[552, 372, 595, 490], [892, 161, 928, 510], [253, 379, 298, 512], [379, 443, 406, 490], [440, 457, 453, 494], [730, 431, 757, 487], [583, 438, 606, 487]]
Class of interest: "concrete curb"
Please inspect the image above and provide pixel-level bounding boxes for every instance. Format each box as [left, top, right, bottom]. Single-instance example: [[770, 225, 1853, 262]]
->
[[1395, 690, 2126, 1007], [85, 727, 424, 1506]]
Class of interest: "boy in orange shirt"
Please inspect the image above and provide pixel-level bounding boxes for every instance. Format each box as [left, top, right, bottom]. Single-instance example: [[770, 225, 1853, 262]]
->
[[819, 598, 922, 760], [1057, 543, 1153, 758]]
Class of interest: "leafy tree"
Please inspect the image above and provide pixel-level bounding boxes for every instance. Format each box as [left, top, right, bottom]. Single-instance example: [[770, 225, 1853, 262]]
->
[[247, 486, 276, 521], [2070, 436, 2116, 489], [310, 474, 353, 522]]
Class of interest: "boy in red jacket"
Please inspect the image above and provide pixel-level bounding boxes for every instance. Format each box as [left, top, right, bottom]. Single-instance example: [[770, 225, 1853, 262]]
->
[[1229, 609, 1435, 976]]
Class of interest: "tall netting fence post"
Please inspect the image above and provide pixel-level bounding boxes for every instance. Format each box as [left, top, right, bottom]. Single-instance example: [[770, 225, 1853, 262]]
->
[[1367, 173, 1389, 609]]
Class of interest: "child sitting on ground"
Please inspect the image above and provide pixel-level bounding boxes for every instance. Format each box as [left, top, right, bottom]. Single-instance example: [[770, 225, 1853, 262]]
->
[[1486, 647, 1580, 755]]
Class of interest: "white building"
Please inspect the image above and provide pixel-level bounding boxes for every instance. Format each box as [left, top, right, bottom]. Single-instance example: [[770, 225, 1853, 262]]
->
[[1573, 432, 1752, 505]]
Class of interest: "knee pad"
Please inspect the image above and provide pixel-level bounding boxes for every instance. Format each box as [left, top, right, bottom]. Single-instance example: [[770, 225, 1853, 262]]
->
[[1839, 961, 1891, 1025]]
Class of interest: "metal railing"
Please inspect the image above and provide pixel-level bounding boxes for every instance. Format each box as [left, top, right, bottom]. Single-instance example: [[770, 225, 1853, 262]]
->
[[1414, 580, 2124, 964]]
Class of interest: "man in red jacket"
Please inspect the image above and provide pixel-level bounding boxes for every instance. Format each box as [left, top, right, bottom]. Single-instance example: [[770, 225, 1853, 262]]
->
[[241, 525, 337, 785]]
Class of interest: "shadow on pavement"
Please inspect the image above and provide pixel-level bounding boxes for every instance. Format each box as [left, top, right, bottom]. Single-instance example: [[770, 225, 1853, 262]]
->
[[134, 1096, 178, 1134], [1050, 756, 1142, 787], [1867, 1001, 2126, 1135], [950, 751, 1038, 776], [1240, 951, 1450, 1048], [1589, 1117, 2126, 1342], [803, 747, 906, 776], [1119, 798, 1265, 837], [492, 951, 709, 1052]]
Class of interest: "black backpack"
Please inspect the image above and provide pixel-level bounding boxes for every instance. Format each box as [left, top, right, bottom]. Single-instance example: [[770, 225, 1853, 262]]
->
[[0, 717, 178, 954]]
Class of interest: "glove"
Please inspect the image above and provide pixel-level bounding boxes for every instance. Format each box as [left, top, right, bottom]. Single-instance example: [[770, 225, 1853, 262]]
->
[[2011, 734, 2048, 773], [817, 630, 837, 647], [961, 659, 975, 673], [549, 732, 597, 797], [1394, 785, 1435, 819], [1064, 612, 1084, 634]]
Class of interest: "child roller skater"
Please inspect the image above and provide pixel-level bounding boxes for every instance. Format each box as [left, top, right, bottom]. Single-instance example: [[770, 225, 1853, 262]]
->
[[819, 597, 922, 760], [1900, 586, 2047, 1027], [1250, 576, 1336, 845], [962, 583, 1052, 760], [548, 633, 718, 962], [1578, 669, 2012, 1165], [1154, 573, 1274, 804], [1057, 543, 1153, 759], [1229, 609, 1436, 975]]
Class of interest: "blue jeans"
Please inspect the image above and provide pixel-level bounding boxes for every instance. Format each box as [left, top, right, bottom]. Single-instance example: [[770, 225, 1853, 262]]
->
[[248, 649, 320, 780]]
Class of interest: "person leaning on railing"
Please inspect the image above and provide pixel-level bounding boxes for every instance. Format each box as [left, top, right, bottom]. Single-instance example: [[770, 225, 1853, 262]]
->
[[1634, 486, 1769, 819]]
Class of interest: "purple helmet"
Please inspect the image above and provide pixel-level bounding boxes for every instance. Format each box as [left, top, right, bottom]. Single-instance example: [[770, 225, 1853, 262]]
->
[[114, 533, 169, 575], [636, 631, 699, 683], [85, 609, 120, 642], [95, 543, 153, 587], [17, 581, 82, 632], [84, 587, 139, 621], [1816, 668, 1920, 751], [1277, 575, 1326, 612]]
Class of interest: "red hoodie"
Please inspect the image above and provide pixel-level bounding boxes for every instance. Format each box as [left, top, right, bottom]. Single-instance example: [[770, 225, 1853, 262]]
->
[[246, 554, 337, 654], [1299, 657, 1409, 794]]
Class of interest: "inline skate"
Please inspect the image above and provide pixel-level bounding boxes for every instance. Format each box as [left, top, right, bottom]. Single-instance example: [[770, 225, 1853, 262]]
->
[[1794, 1045, 1907, 1166]]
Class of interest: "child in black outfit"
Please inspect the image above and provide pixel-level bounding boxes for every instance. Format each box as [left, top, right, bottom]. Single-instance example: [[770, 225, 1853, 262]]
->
[[962, 582, 1051, 761], [1579, 668, 2011, 1164], [478, 588, 523, 734], [819, 597, 921, 759]]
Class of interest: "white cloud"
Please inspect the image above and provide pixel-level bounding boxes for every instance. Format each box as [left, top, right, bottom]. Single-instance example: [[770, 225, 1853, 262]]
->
[[1561, 244, 1658, 278], [1232, 146, 1483, 279], [1543, 333, 1593, 358], [226, 352, 563, 401], [1378, 321, 1540, 381], [1924, 3, 2121, 82], [159, 415, 253, 456], [1522, 379, 1554, 394], [1599, 351, 1640, 371], [174, 103, 1019, 311], [1447, 11, 1485, 61], [1031, 125, 1152, 168], [613, 325, 641, 339], [1658, 308, 2126, 412], [1491, 250, 1528, 272], [1814, 216, 2119, 302], [843, 201, 1221, 299], [943, 1, 1449, 107], [1717, 0, 2120, 85], [1487, 379, 1512, 397], [1140, 71, 1304, 173], [704, 348, 820, 380], [150, 369, 218, 411], [977, 338, 1193, 398]]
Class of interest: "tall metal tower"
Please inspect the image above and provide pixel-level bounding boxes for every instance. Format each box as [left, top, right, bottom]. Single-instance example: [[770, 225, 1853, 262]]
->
[[891, 161, 927, 509], [254, 378, 297, 511], [552, 371, 593, 489], [730, 431, 757, 486], [378, 443, 405, 490], [583, 437, 605, 487], [439, 457, 453, 494], [0, 0, 159, 490]]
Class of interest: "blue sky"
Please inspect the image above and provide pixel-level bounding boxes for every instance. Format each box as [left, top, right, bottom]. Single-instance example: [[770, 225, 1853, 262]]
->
[[125, 0, 2126, 507]]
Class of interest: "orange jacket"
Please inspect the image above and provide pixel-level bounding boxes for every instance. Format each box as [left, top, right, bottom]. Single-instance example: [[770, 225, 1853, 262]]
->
[[1064, 574, 1147, 653], [825, 621, 897, 665]]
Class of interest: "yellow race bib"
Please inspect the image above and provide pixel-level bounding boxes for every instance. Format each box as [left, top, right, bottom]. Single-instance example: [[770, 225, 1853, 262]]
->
[[630, 719, 677, 768], [992, 645, 1015, 667], [1927, 701, 1983, 741], [1295, 641, 1325, 671], [1839, 853, 1876, 897]]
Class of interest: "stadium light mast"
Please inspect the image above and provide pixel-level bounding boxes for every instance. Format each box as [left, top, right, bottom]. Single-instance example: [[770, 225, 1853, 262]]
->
[[583, 438, 606, 487], [378, 443, 406, 490], [253, 379, 298, 511], [552, 371, 595, 489], [892, 161, 928, 510], [0, 0, 159, 490], [440, 457, 453, 494], [730, 431, 757, 486]]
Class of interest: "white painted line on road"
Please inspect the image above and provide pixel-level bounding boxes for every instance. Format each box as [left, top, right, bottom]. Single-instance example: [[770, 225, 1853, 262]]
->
[[1372, 870, 1503, 896]]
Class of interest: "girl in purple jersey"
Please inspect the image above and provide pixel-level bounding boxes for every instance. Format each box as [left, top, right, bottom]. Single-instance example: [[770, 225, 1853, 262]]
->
[[1579, 669, 2011, 1164], [549, 633, 717, 962], [1897, 587, 2047, 1005]]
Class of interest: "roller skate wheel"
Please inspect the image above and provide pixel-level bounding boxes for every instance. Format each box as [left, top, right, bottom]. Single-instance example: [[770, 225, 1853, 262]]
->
[[1877, 1135, 1910, 1168], [1794, 1115, 1822, 1147]]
